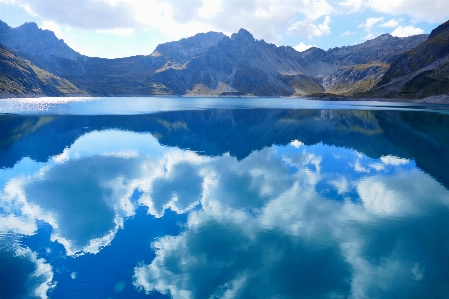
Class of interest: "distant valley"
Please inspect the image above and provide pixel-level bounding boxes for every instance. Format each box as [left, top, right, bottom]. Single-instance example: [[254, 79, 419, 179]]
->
[[1, 19, 448, 100]]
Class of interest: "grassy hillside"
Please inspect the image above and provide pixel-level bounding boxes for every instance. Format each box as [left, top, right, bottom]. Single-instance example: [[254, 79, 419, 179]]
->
[[323, 61, 389, 95]]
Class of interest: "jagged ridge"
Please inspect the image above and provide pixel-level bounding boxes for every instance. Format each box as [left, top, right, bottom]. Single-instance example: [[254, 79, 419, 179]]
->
[[0, 19, 437, 98]]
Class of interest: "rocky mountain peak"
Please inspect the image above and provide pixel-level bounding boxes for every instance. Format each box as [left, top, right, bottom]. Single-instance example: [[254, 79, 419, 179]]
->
[[15, 21, 58, 41], [1, 18, 444, 99], [302, 46, 322, 53], [0, 20, 83, 62], [152, 31, 225, 63], [231, 28, 255, 42], [19, 22, 39, 29], [429, 20, 449, 39], [360, 33, 395, 47], [377, 33, 395, 42]]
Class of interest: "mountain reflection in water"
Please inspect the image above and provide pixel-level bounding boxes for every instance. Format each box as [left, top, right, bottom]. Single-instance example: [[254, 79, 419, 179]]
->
[[1, 108, 449, 299]]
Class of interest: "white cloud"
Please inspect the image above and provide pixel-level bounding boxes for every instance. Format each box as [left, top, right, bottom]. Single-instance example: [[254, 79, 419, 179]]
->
[[4, 0, 337, 44], [1, 128, 324, 257], [380, 18, 401, 28], [363, 32, 377, 40], [352, 160, 369, 173], [16, 0, 139, 30], [0, 245, 56, 299], [133, 155, 449, 299], [412, 263, 424, 281], [338, 0, 449, 24], [300, 0, 334, 20], [293, 42, 316, 52], [330, 177, 350, 194], [4, 119, 449, 298], [0, 131, 170, 255], [338, 0, 363, 12], [359, 17, 384, 31], [288, 15, 332, 38], [358, 169, 449, 216], [97, 28, 135, 36], [39, 21, 63, 38], [340, 30, 354, 37], [368, 0, 449, 23], [380, 155, 409, 165], [25, 248, 56, 299], [134, 175, 349, 299], [391, 25, 425, 37], [358, 177, 413, 215], [290, 139, 304, 148], [358, 17, 386, 41], [369, 163, 385, 171], [3, 107, 449, 299]]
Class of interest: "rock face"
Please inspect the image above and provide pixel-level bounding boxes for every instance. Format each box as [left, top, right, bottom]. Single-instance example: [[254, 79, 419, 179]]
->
[[152, 29, 311, 96], [0, 19, 439, 98], [152, 32, 226, 64], [368, 20, 449, 99], [0, 20, 87, 78], [0, 20, 82, 61], [0, 44, 86, 97], [145, 29, 427, 96], [301, 34, 428, 76], [321, 62, 390, 95]]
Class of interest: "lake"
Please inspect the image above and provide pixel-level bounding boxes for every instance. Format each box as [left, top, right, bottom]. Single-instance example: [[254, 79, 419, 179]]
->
[[1, 97, 449, 299]]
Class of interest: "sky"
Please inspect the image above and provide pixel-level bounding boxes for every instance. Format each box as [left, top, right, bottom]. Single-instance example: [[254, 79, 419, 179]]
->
[[0, 0, 448, 58]]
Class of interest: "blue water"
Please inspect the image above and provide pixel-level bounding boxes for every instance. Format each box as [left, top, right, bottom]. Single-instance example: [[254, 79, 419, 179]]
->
[[1, 97, 449, 299], [1, 96, 449, 115]]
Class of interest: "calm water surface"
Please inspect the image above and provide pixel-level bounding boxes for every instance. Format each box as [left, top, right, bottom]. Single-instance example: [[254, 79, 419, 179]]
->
[[1, 97, 449, 299]]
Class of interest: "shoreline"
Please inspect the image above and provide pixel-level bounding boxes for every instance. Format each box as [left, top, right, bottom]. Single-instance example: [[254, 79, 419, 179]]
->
[[305, 94, 449, 105], [2, 93, 449, 105]]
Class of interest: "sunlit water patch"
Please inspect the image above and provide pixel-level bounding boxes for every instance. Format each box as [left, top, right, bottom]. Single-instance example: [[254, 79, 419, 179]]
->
[[1, 96, 449, 115], [1, 102, 449, 298]]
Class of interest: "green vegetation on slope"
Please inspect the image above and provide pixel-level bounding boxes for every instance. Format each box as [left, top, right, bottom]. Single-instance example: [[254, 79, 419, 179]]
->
[[325, 61, 390, 96], [399, 68, 449, 98], [286, 74, 324, 95]]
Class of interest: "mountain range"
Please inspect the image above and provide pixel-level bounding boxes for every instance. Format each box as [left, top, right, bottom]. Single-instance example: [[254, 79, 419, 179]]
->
[[0, 19, 448, 100]]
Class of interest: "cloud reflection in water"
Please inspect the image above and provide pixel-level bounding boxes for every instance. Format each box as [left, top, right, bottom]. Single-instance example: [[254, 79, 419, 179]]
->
[[1, 118, 449, 298]]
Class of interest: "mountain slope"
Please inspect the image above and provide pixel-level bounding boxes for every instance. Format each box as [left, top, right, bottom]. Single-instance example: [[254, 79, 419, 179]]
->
[[148, 29, 312, 96], [320, 61, 390, 95], [368, 20, 449, 99], [0, 19, 431, 97], [0, 20, 82, 62], [0, 20, 89, 78], [146, 30, 426, 96], [0, 44, 86, 96]]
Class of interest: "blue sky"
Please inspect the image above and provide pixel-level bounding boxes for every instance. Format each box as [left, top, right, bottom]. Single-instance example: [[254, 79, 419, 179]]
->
[[0, 0, 447, 58]]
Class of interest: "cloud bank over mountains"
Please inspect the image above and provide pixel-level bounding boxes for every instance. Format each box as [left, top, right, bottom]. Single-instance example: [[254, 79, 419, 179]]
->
[[4, 0, 335, 40], [5, 0, 447, 35]]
